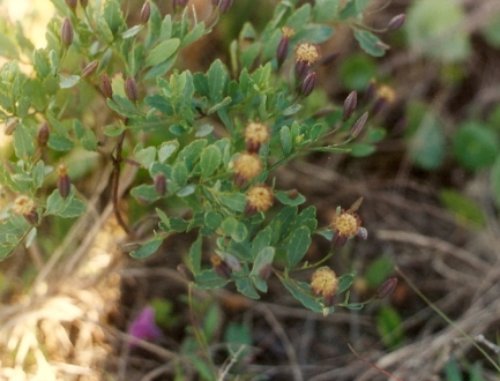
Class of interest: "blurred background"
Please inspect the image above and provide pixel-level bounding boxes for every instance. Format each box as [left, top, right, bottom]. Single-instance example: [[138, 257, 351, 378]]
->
[[1, 0, 500, 380]]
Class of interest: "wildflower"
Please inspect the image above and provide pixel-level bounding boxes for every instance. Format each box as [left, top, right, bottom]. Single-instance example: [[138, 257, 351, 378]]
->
[[245, 185, 273, 214], [343, 91, 358, 121], [57, 164, 71, 199], [330, 202, 366, 247], [13, 196, 38, 225], [244, 122, 269, 153], [61, 18, 73, 47], [276, 27, 294, 68], [372, 84, 396, 115], [295, 43, 320, 78], [37, 122, 50, 147], [232, 153, 262, 186], [128, 306, 162, 347], [311, 267, 338, 306]]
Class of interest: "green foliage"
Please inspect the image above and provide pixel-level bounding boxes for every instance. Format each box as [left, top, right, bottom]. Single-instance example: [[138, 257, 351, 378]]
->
[[0, 0, 391, 320], [377, 305, 404, 348], [453, 121, 499, 171], [439, 189, 486, 228], [406, 0, 470, 63]]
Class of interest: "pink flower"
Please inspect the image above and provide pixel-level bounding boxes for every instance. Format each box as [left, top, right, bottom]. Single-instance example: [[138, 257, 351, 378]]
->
[[128, 306, 162, 347]]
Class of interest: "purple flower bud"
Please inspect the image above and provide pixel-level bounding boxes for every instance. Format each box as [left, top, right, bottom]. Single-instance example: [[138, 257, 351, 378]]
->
[[81, 60, 99, 78], [295, 60, 309, 79], [276, 36, 289, 68], [140, 1, 151, 23], [65, 0, 77, 10], [37, 122, 50, 147], [61, 18, 74, 47], [128, 306, 163, 347], [100, 74, 113, 98], [57, 165, 71, 199], [351, 112, 369, 138], [343, 91, 358, 121], [387, 14, 406, 32], [376, 277, 398, 299], [300, 71, 316, 97], [125, 77, 138, 102], [154, 174, 167, 196]]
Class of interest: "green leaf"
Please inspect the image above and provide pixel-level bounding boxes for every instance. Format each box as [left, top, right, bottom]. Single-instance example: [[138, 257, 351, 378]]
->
[[59, 74, 80, 89], [135, 146, 157, 168], [188, 234, 202, 274], [280, 126, 293, 155], [158, 140, 179, 162], [286, 226, 311, 267], [218, 192, 246, 213], [286, 4, 312, 30], [177, 185, 195, 199], [354, 30, 388, 57], [204, 211, 223, 231], [349, 143, 375, 157], [145, 38, 180, 67], [221, 217, 248, 243], [131, 184, 160, 203], [172, 161, 189, 187], [48, 133, 74, 152], [200, 145, 222, 178], [182, 22, 206, 47], [280, 277, 324, 313], [235, 277, 260, 299], [122, 25, 143, 39], [251, 227, 272, 257], [339, 54, 377, 90], [130, 237, 163, 259], [338, 273, 355, 294], [103, 0, 125, 34], [45, 189, 86, 218], [0, 215, 31, 261], [224, 323, 252, 360], [178, 139, 207, 171], [314, 0, 340, 22], [377, 306, 404, 348], [406, 0, 470, 63], [156, 208, 170, 231], [250, 246, 275, 293], [275, 190, 306, 206], [365, 256, 394, 288], [207, 59, 228, 103], [408, 112, 445, 170], [13, 125, 34, 159], [439, 189, 486, 228], [195, 269, 229, 289], [453, 122, 498, 170]]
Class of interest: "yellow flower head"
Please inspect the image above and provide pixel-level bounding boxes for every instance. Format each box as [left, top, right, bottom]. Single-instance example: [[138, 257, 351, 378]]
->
[[245, 122, 269, 153], [376, 84, 396, 104], [331, 210, 361, 239], [295, 43, 320, 65], [282, 26, 295, 38], [246, 185, 273, 214], [311, 267, 338, 303], [12, 196, 35, 216], [233, 153, 262, 186]]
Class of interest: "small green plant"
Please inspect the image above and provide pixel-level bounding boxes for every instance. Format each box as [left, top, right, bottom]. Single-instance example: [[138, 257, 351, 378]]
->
[[0, 0, 400, 315]]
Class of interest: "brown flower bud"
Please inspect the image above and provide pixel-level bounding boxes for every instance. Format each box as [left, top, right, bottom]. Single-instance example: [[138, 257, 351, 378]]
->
[[376, 277, 398, 299], [100, 74, 113, 98], [125, 77, 138, 102], [4, 118, 17, 135], [211, 255, 232, 278], [13, 196, 38, 225], [343, 91, 358, 121], [140, 1, 151, 23], [387, 14, 406, 32], [61, 18, 74, 47], [81, 60, 99, 78], [276, 36, 289, 68], [351, 112, 369, 138], [300, 71, 316, 97], [245, 122, 269, 153], [57, 164, 71, 198], [233, 153, 262, 186], [65, 0, 78, 10], [154, 174, 167, 196], [37, 122, 50, 147]]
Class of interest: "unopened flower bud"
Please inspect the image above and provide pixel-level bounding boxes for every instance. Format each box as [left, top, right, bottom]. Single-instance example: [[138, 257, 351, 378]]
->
[[245, 185, 273, 214], [81, 60, 99, 78], [100, 74, 113, 98], [343, 91, 358, 121], [125, 77, 138, 102], [387, 14, 406, 32], [80, 0, 88, 8], [259, 264, 272, 280], [154, 174, 167, 196], [276, 36, 289, 68], [300, 71, 316, 97], [245, 122, 269, 153], [66, 0, 77, 10], [311, 267, 338, 306], [57, 164, 71, 198], [331, 209, 363, 248], [37, 122, 50, 147], [211, 254, 232, 278], [140, 1, 151, 23], [61, 18, 74, 47], [4, 118, 17, 135], [376, 277, 398, 299], [351, 112, 369, 138]]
